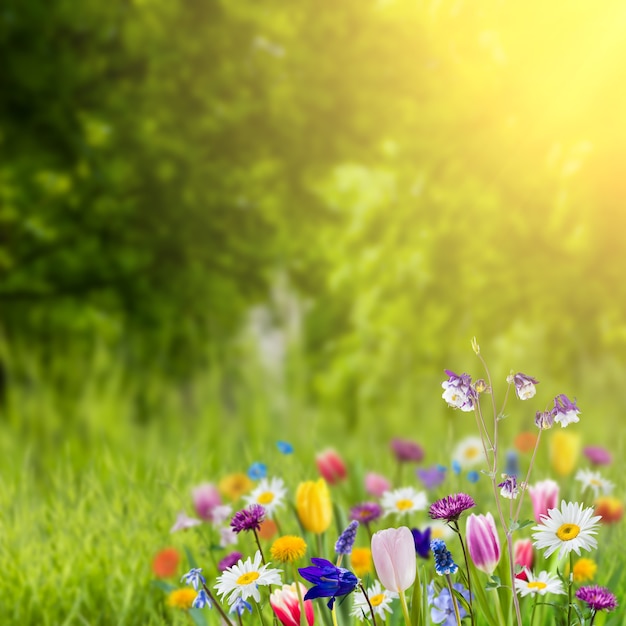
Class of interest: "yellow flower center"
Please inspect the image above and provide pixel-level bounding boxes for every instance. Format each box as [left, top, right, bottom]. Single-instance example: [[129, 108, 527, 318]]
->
[[465, 446, 479, 459], [236, 571, 260, 585], [527, 581, 547, 591], [370, 593, 384, 607], [396, 499, 414, 511], [257, 491, 275, 504], [556, 523, 580, 541], [590, 479, 602, 486]]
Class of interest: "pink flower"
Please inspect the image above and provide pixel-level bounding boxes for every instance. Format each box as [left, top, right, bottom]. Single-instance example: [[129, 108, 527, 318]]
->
[[270, 583, 315, 626], [371, 526, 416, 592], [513, 539, 534, 571], [170, 511, 202, 533], [466, 513, 501, 575], [316, 449, 347, 485], [528, 479, 559, 523], [364, 472, 391, 498], [192, 483, 222, 521]]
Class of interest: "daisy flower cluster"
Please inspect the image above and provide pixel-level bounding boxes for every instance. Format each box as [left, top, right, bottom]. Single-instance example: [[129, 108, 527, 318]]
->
[[152, 339, 620, 626]]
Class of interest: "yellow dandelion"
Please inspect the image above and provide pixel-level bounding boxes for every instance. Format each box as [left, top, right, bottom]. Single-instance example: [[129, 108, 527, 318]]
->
[[166, 588, 197, 610], [573, 558, 597, 583], [219, 473, 253, 501], [351, 547, 372, 577], [270, 535, 307, 563]]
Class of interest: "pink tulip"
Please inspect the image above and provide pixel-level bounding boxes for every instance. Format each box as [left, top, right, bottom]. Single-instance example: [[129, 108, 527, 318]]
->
[[270, 583, 315, 626], [528, 479, 559, 523], [364, 472, 391, 498], [371, 526, 416, 592], [315, 449, 347, 485], [192, 483, 222, 521], [513, 539, 534, 571], [466, 513, 501, 575]]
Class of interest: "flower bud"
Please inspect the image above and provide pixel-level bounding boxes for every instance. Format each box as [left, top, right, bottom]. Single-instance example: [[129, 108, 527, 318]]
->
[[466, 512, 501, 575], [296, 479, 332, 534]]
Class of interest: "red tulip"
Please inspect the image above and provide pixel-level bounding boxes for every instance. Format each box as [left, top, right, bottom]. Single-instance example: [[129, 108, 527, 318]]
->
[[315, 449, 347, 485], [270, 583, 315, 626]]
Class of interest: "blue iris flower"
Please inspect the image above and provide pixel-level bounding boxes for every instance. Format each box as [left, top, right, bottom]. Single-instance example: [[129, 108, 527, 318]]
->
[[299, 558, 358, 609], [411, 527, 432, 559]]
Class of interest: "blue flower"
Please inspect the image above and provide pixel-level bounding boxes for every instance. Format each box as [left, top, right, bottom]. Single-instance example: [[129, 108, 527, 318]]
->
[[181, 567, 206, 590], [335, 520, 359, 555], [431, 539, 458, 576], [192, 589, 212, 609], [299, 558, 358, 609], [451, 460, 461, 475], [411, 527, 431, 559], [277, 441, 294, 454], [505, 450, 519, 477], [247, 462, 267, 480], [428, 581, 470, 625], [466, 470, 480, 483], [230, 597, 253, 615]]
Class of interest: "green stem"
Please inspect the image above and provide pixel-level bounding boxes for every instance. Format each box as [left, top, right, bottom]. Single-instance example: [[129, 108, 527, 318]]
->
[[293, 564, 307, 626], [452, 521, 475, 626], [200, 583, 235, 626], [445, 574, 463, 626], [253, 529, 267, 564], [529, 594, 539, 626], [567, 552, 574, 626], [399, 590, 412, 626]]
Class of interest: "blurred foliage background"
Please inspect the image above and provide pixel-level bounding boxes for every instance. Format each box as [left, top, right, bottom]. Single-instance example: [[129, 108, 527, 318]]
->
[[2, 0, 626, 447]]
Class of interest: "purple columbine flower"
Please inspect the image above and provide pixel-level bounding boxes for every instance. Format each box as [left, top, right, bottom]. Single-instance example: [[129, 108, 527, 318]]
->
[[575, 585, 618, 612], [417, 465, 447, 490], [349, 502, 383, 524], [441, 370, 475, 412], [553, 394, 581, 427], [391, 438, 425, 463], [429, 493, 476, 522], [431, 539, 458, 575], [230, 504, 265, 533], [335, 520, 359, 555], [299, 558, 359, 609], [498, 475, 519, 499], [411, 527, 432, 559], [535, 409, 555, 430], [507, 372, 539, 400], [218, 551, 243, 572], [583, 446, 612, 466]]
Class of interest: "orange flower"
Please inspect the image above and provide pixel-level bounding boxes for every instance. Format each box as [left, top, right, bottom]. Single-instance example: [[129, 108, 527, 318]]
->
[[152, 547, 180, 578], [595, 496, 624, 523], [258, 519, 278, 540], [350, 547, 372, 577], [514, 432, 538, 454]]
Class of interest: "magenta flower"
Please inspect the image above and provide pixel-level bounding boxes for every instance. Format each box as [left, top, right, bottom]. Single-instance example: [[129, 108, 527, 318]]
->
[[349, 502, 383, 524], [364, 472, 391, 498], [528, 479, 559, 523], [192, 482, 222, 521], [391, 438, 424, 463], [583, 446, 612, 466], [170, 511, 202, 533], [576, 585, 618, 612], [316, 449, 347, 485], [417, 466, 447, 490], [218, 551, 243, 572], [513, 539, 534, 571], [230, 504, 265, 533], [466, 512, 501, 575], [371, 526, 416, 592], [429, 493, 476, 523]]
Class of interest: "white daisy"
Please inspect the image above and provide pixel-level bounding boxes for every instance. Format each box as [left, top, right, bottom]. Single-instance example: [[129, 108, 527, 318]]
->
[[214, 550, 282, 605], [429, 520, 455, 541], [381, 487, 427, 517], [575, 469, 614, 498], [532, 500, 601, 560], [351, 580, 398, 620], [452, 436, 485, 469], [515, 569, 566, 598], [243, 477, 287, 518]]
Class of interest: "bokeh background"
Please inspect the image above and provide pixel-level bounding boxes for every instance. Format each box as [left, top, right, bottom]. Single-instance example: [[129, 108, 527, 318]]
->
[[2, 0, 626, 622]]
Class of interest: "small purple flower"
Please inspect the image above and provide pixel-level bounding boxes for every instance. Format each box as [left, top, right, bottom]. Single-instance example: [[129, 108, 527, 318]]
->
[[170, 511, 202, 533], [575, 585, 618, 612], [507, 372, 539, 400], [335, 520, 359, 555], [299, 558, 358, 609], [428, 581, 470, 626], [535, 409, 555, 430], [230, 504, 265, 533], [349, 502, 383, 524], [391, 438, 425, 463], [441, 370, 475, 412], [553, 394, 581, 428], [429, 493, 476, 522], [583, 446, 612, 466], [218, 551, 243, 572], [417, 465, 447, 490], [431, 539, 458, 575], [498, 475, 519, 499], [411, 527, 432, 559]]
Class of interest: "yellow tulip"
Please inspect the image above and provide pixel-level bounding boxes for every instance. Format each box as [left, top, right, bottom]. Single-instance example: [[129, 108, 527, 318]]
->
[[549, 431, 580, 477], [296, 478, 332, 533]]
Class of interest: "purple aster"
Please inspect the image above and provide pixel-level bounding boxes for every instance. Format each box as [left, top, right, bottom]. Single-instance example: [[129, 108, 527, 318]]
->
[[583, 446, 612, 466], [218, 551, 243, 572], [417, 465, 447, 490], [441, 370, 476, 412], [391, 438, 425, 463], [429, 493, 476, 522], [576, 585, 618, 612], [411, 527, 432, 559], [349, 502, 383, 524], [507, 372, 539, 400], [553, 394, 581, 427], [230, 504, 265, 533], [335, 520, 359, 555], [535, 409, 555, 430]]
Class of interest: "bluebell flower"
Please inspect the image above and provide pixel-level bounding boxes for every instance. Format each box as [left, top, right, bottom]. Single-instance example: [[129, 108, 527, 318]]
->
[[230, 597, 253, 615], [247, 462, 267, 480], [181, 567, 206, 590], [431, 539, 458, 575], [299, 558, 358, 609], [411, 527, 431, 559], [466, 470, 480, 483], [192, 588, 212, 609], [335, 520, 359, 555], [277, 441, 294, 454]]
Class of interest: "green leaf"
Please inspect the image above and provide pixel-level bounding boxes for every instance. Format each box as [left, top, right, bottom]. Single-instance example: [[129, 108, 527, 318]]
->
[[410, 565, 424, 626]]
